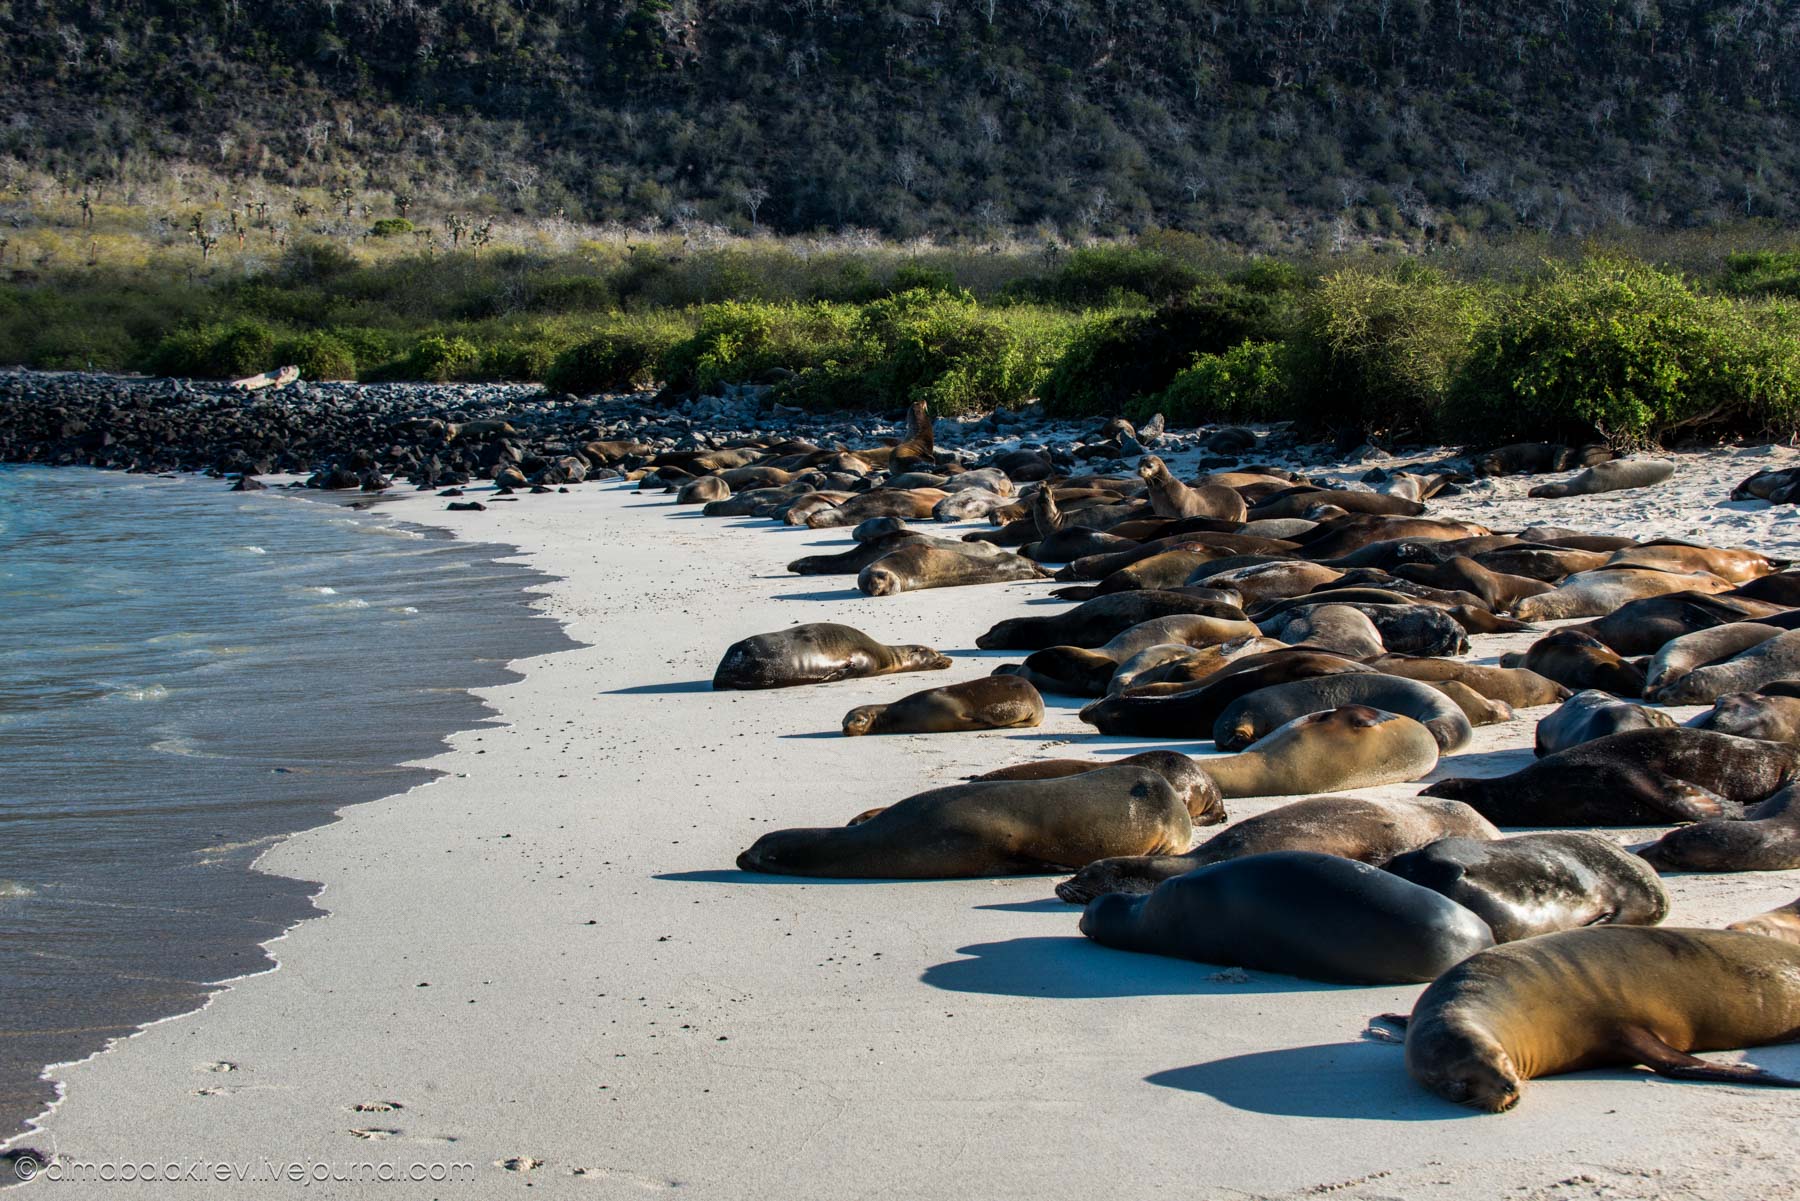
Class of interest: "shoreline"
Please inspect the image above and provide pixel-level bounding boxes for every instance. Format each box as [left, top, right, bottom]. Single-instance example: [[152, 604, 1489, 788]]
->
[[6, 450, 1800, 1198]]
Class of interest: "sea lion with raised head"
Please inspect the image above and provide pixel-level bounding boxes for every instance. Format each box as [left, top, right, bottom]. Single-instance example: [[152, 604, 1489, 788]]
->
[[857, 542, 1049, 596], [1201, 706, 1440, 798], [842, 675, 1044, 736], [1211, 671, 1473, 752], [735, 766, 1192, 878], [967, 750, 1224, 824], [1637, 786, 1800, 873], [1137, 456, 1249, 522], [1500, 629, 1645, 696], [714, 623, 951, 690], [1080, 851, 1495, 984], [1401, 927, 1800, 1112], [1533, 689, 1675, 756], [1421, 727, 1797, 826], [1383, 832, 1668, 942]]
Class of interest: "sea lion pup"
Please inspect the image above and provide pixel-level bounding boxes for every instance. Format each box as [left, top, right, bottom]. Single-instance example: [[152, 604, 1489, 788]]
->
[[1648, 629, 1800, 705], [1691, 691, 1800, 745], [1371, 656, 1570, 708], [713, 623, 951, 690], [808, 487, 948, 528], [1136, 456, 1248, 522], [1605, 543, 1778, 584], [1733, 466, 1800, 503], [1195, 560, 1344, 604], [1003, 614, 1263, 697], [1471, 545, 1609, 582], [1029, 482, 1143, 536], [968, 750, 1225, 825], [1107, 636, 1286, 695], [1201, 706, 1441, 798], [1638, 786, 1800, 872], [1261, 604, 1385, 660], [1056, 795, 1499, 904], [1020, 527, 1139, 564], [1534, 690, 1675, 756], [933, 489, 1012, 521], [857, 542, 1049, 596], [1643, 622, 1785, 695], [1212, 672, 1473, 752], [1053, 550, 1232, 600], [736, 766, 1192, 879], [1432, 681, 1515, 727], [1401, 927, 1800, 1112], [842, 675, 1044, 736], [1728, 895, 1800, 943], [1383, 832, 1669, 943], [1080, 649, 1375, 737], [1567, 592, 1786, 656], [1500, 629, 1646, 697], [1080, 851, 1494, 984], [1526, 457, 1676, 498], [1421, 728, 1798, 826], [675, 476, 730, 504], [1261, 601, 1470, 658], [1513, 567, 1733, 622], [1392, 556, 1553, 613], [975, 591, 1246, 651]]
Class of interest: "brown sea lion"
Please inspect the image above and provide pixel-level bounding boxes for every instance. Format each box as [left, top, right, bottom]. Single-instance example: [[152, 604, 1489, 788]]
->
[[1534, 689, 1674, 756], [857, 543, 1049, 596], [1194, 560, 1344, 604], [1402, 927, 1800, 1111], [1431, 680, 1515, 727], [1605, 543, 1777, 584], [1648, 629, 1800, 705], [976, 591, 1246, 651], [1691, 691, 1800, 745], [1638, 786, 1800, 873], [1137, 456, 1249, 522], [1470, 545, 1609, 583], [1500, 629, 1645, 697], [808, 487, 948, 528], [734, 766, 1192, 878], [842, 675, 1044, 736], [676, 476, 730, 504], [1262, 604, 1385, 660], [1392, 556, 1553, 613], [1421, 728, 1797, 826], [1002, 614, 1262, 696], [967, 750, 1225, 824], [1053, 550, 1232, 600], [1728, 895, 1800, 943], [1079, 649, 1375, 737], [1211, 671, 1473, 752], [713, 623, 951, 690], [1202, 706, 1441, 798], [1513, 567, 1733, 622], [1643, 623, 1786, 696], [1371, 656, 1570, 708]]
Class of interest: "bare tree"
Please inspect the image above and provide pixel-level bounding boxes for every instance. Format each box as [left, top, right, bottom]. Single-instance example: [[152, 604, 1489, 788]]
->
[[732, 182, 770, 229]]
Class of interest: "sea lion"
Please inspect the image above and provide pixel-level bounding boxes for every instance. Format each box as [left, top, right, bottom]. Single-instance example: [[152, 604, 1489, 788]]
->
[[1471, 545, 1610, 583], [1500, 629, 1645, 697], [1020, 527, 1141, 564], [1534, 689, 1675, 756], [933, 489, 1011, 521], [1079, 650, 1375, 737], [1648, 628, 1800, 705], [1605, 543, 1776, 584], [1250, 489, 1427, 520], [1056, 532, 1298, 582], [1733, 467, 1800, 503], [808, 487, 948, 528], [1471, 442, 1610, 477], [1643, 622, 1785, 695], [1401, 927, 1800, 1112], [1001, 614, 1263, 697], [676, 476, 730, 504], [786, 529, 932, 575], [842, 675, 1044, 736], [1728, 895, 1800, 943], [967, 750, 1225, 825], [1638, 786, 1800, 872], [1137, 456, 1248, 522], [1421, 728, 1797, 826], [713, 623, 951, 690], [1513, 567, 1732, 622], [976, 591, 1245, 651], [1201, 706, 1441, 798], [1730, 571, 1800, 605], [1690, 691, 1800, 745], [736, 766, 1191, 878], [1080, 851, 1495, 985], [1260, 604, 1385, 659], [1211, 672, 1473, 752], [1432, 680, 1515, 727], [1055, 550, 1231, 600], [1107, 636, 1286, 695], [858, 543, 1049, 596], [1383, 832, 1669, 942], [1056, 795, 1499, 904], [1195, 560, 1343, 604], [1527, 457, 1675, 498], [852, 516, 912, 542], [1265, 601, 1470, 658], [1392, 556, 1553, 613], [1568, 592, 1785, 656], [1371, 656, 1570, 708]]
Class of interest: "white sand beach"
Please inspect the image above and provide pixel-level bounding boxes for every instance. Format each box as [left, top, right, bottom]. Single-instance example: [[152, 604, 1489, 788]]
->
[[12, 444, 1800, 1199]]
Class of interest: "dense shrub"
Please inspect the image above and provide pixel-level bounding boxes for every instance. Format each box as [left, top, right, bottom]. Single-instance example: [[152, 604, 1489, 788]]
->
[[659, 301, 862, 393], [276, 331, 357, 380], [1008, 245, 1208, 308], [1451, 258, 1800, 446], [149, 319, 280, 378], [369, 218, 415, 238], [400, 333, 481, 383], [544, 315, 692, 394], [1718, 249, 1800, 298], [1289, 264, 1489, 439], [1132, 340, 1290, 427]]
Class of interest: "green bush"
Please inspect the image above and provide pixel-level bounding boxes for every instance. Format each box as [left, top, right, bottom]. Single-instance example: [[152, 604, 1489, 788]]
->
[[659, 301, 862, 393], [276, 331, 357, 380], [401, 333, 481, 382], [1289, 264, 1489, 439], [1451, 258, 1800, 447], [1719, 250, 1800, 298], [278, 240, 358, 284], [888, 262, 957, 295], [849, 290, 1075, 415], [369, 217, 415, 238], [1133, 340, 1290, 427], [149, 319, 280, 378], [545, 315, 691, 394], [1012, 244, 1208, 308]]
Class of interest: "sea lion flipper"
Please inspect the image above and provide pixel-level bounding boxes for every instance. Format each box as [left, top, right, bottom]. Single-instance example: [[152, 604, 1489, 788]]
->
[[1364, 1012, 1410, 1043], [1617, 1025, 1800, 1088], [1630, 770, 1736, 824]]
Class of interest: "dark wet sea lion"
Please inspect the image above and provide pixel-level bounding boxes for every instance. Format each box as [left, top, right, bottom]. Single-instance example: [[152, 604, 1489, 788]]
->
[[1643, 623, 1785, 696], [1212, 671, 1473, 752], [1202, 706, 1440, 798], [1533, 689, 1675, 756], [1079, 649, 1374, 737], [1470, 545, 1609, 583], [1080, 851, 1494, 984], [1371, 656, 1570, 707], [1567, 592, 1785, 656], [787, 529, 931, 575], [857, 542, 1049, 595], [1383, 832, 1668, 942], [1403, 927, 1800, 1112], [1637, 786, 1800, 872], [1052, 550, 1230, 600], [968, 750, 1225, 824], [976, 591, 1246, 651], [714, 623, 951, 690], [1648, 629, 1800, 705], [842, 675, 1044, 735], [1056, 795, 1499, 904], [1393, 556, 1553, 613], [1690, 691, 1800, 745], [1249, 488, 1426, 519], [1500, 629, 1645, 697], [1020, 527, 1140, 564], [1421, 728, 1798, 826], [735, 766, 1192, 878], [1729, 571, 1800, 605]]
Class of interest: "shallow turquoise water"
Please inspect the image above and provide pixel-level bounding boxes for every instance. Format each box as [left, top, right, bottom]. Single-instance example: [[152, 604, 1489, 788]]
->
[[0, 467, 573, 1135]]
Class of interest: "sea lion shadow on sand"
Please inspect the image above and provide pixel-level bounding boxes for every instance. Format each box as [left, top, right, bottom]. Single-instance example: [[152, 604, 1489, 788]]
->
[[919, 936, 1335, 998], [604, 678, 715, 695], [774, 586, 866, 603], [1146, 1043, 1465, 1121], [655, 869, 943, 886], [1418, 745, 1536, 784]]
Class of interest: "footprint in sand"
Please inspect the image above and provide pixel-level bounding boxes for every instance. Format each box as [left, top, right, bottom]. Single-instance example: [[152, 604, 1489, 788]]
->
[[348, 1128, 402, 1141], [348, 1100, 405, 1113], [497, 1157, 544, 1172], [193, 1087, 236, 1097], [198, 1061, 237, 1073]]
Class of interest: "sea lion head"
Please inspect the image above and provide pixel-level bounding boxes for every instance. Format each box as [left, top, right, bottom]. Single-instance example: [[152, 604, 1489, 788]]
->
[[1137, 455, 1169, 483], [841, 706, 881, 736], [861, 566, 903, 597], [736, 828, 829, 875], [1406, 1017, 1523, 1113]]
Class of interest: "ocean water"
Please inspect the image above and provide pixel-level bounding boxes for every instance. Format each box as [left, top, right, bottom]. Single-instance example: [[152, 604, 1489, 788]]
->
[[0, 467, 575, 1137]]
